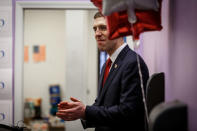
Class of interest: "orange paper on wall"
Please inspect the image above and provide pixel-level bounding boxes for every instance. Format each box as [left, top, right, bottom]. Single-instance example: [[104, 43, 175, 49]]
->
[[24, 46, 29, 62], [40, 45, 46, 61]]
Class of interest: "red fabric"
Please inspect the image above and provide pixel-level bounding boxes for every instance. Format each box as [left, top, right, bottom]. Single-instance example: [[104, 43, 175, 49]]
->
[[91, 0, 102, 9], [91, 0, 162, 40], [103, 58, 112, 87]]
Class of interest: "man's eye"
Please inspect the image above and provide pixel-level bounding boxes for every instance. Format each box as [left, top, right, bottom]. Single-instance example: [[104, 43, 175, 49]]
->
[[93, 27, 97, 32], [99, 25, 107, 31], [93, 25, 107, 32]]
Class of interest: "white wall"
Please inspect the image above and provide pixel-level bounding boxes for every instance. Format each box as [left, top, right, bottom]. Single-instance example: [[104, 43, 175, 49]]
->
[[142, 0, 197, 130], [24, 9, 97, 131], [64, 10, 97, 131], [24, 9, 66, 117], [85, 10, 98, 106]]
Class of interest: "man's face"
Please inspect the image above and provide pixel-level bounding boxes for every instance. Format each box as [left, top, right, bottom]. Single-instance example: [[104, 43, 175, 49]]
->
[[93, 17, 116, 53]]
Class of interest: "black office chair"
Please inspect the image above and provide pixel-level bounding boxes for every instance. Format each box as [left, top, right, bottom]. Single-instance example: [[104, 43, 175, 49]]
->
[[146, 72, 165, 114], [0, 124, 21, 131], [0, 123, 29, 131], [149, 100, 188, 131]]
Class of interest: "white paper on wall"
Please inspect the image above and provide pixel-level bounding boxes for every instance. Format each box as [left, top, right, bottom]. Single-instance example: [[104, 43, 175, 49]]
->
[[0, 100, 13, 125], [0, 38, 12, 68], [0, 7, 12, 37], [0, 69, 12, 100]]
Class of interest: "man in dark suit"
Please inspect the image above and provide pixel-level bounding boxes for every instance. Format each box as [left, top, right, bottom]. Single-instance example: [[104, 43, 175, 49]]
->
[[56, 12, 149, 131]]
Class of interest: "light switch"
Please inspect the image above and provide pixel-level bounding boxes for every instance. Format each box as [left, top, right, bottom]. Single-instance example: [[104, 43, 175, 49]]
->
[[0, 50, 5, 58], [0, 113, 5, 121], [0, 38, 12, 68], [0, 82, 5, 89], [0, 8, 12, 37], [0, 100, 12, 125], [0, 69, 12, 100]]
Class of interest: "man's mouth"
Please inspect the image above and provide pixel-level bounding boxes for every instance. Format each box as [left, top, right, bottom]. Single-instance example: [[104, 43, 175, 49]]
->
[[97, 40, 105, 45], [97, 39, 105, 42]]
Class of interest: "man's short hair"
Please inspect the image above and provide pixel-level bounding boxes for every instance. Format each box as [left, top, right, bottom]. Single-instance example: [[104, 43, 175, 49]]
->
[[94, 11, 104, 19]]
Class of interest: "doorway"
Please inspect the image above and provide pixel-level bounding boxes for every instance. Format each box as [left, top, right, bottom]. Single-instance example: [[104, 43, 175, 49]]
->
[[15, 1, 97, 131]]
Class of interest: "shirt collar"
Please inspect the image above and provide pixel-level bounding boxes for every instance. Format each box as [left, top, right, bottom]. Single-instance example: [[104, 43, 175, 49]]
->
[[109, 43, 127, 63]]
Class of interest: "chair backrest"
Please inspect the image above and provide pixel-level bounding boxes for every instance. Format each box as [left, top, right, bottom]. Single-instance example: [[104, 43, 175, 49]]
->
[[0, 124, 29, 131], [146, 72, 165, 114], [0, 124, 18, 131], [149, 100, 188, 131]]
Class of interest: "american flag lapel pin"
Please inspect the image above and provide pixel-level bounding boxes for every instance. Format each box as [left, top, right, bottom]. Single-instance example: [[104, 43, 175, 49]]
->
[[114, 64, 118, 68]]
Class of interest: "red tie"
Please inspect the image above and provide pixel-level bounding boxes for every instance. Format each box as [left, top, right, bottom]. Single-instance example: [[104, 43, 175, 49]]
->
[[103, 58, 112, 87]]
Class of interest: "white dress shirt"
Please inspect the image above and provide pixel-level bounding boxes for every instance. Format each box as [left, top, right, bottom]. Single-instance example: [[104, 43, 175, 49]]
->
[[109, 43, 127, 71]]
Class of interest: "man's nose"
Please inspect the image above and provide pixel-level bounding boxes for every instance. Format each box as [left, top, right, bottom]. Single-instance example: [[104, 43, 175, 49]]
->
[[95, 29, 102, 36]]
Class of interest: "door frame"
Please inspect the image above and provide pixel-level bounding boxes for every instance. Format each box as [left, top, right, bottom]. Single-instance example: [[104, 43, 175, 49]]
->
[[14, 0, 96, 124]]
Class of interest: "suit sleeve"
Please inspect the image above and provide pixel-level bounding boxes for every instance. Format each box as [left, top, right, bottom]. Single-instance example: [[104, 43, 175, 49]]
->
[[81, 98, 99, 129], [81, 63, 106, 129], [83, 60, 149, 127]]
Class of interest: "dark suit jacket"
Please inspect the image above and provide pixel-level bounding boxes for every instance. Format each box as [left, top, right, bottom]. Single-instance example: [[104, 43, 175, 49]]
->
[[82, 45, 149, 131]]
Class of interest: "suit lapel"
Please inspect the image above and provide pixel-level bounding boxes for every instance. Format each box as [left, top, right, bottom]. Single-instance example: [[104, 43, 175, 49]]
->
[[97, 45, 130, 105], [98, 63, 106, 96]]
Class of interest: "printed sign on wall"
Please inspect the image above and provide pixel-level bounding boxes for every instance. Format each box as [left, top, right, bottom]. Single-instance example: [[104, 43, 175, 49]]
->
[[33, 45, 46, 62]]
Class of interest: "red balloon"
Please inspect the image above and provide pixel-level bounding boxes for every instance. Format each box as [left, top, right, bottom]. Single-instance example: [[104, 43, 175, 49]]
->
[[91, 0, 162, 40]]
